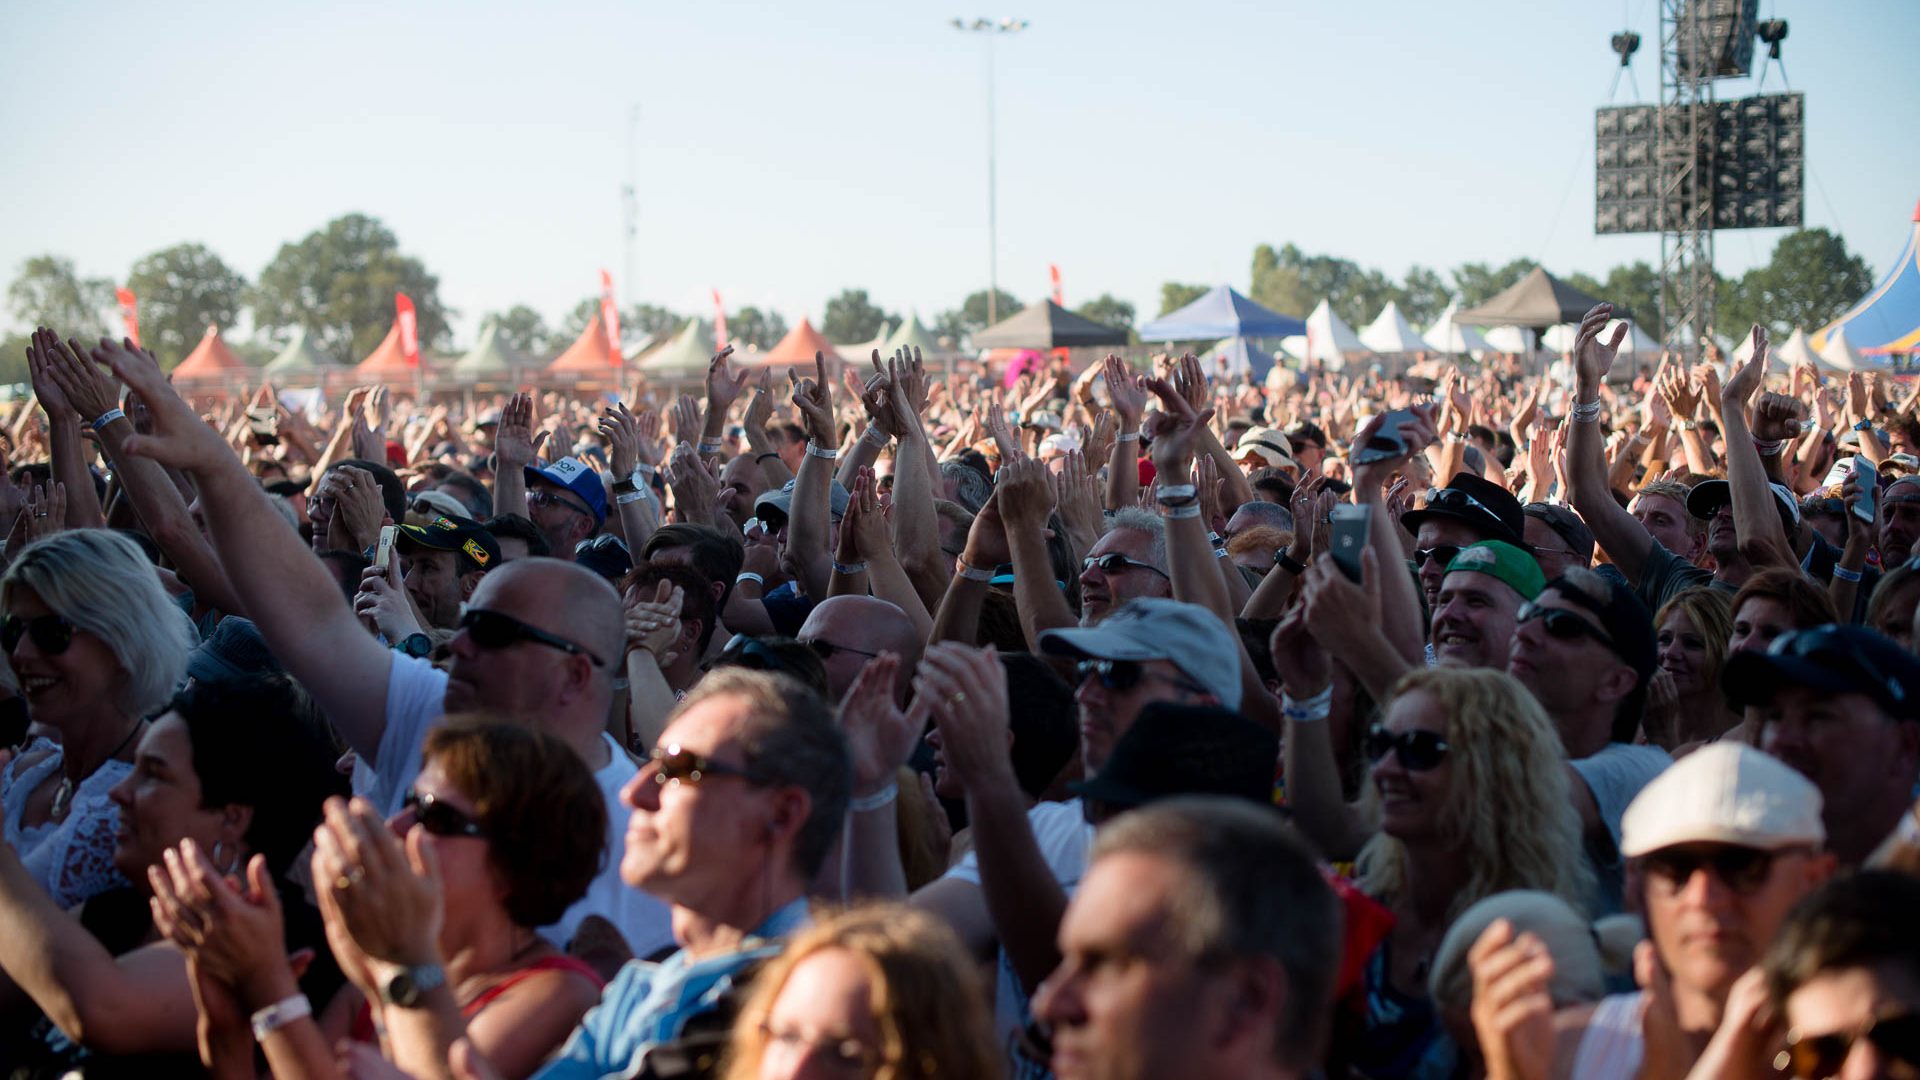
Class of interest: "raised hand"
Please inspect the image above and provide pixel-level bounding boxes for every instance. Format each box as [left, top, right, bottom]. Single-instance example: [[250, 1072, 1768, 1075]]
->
[[1468, 919, 1558, 1080], [960, 489, 1013, 570], [633, 407, 664, 468], [1051, 449, 1103, 550], [842, 466, 890, 559], [311, 796, 444, 968], [665, 441, 720, 525], [837, 653, 925, 796], [1171, 352, 1210, 412], [1752, 391, 1808, 443], [1102, 353, 1147, 430], [669, 393, 705, 444], [742, 368, 776, 436], [39, 332, 122, 423], [1720, 324, 1770, 414], [892, 346, 930, 414], [703, 345, 748, 415], [788, 352, 835, 443], [598, 402, 642, 478], [25, 329, 77, 420], [625, 578, 685, 665], [914, 643, 1014, 792], [85, 337, 230, 472], [1142, 374, 1215, 477], [494, 392, 546, 469], [1082, 409, 1117, 465], [992, 454, 1056, 530], [1572, 303, 1628, 392], [1268, 605, 1332, 698]]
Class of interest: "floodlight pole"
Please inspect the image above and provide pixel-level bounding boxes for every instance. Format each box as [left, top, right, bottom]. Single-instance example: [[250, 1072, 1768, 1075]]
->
[[1658, 0, 1715, 361], [953, 17, 1028, 327]]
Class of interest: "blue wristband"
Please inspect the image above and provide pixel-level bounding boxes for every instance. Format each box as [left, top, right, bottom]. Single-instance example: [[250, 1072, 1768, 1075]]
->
[[90, 408, 126, 431]]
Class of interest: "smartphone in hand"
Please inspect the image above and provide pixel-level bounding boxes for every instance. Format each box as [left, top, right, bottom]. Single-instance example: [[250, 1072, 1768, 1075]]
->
[[1852, 458, 1878, 525], [374, 524, 398, 571], [1353, 409, 1419, 465], [1330, 504, 1372, 583]]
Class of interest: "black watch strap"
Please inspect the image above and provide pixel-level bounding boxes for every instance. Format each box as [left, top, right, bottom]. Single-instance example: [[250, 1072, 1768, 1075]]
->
[[1275, 550, 1307, 575]]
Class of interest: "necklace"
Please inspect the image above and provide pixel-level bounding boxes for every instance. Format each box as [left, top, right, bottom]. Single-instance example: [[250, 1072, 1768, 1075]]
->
[[49, 717, 144, 822]]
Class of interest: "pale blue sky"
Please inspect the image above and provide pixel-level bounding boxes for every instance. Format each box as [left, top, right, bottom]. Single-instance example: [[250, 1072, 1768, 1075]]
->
[[2, 0, 1914, 344]]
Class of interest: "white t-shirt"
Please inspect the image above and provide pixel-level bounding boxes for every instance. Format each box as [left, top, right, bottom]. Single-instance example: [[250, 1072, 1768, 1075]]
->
[[363, 654, 673, 957], [941, 798, 1094, 1061]]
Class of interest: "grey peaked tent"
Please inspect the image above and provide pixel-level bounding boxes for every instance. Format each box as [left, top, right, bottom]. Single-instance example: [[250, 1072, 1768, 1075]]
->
[[972, 301, 1129, 349], [1454, 268, 1608, 329]]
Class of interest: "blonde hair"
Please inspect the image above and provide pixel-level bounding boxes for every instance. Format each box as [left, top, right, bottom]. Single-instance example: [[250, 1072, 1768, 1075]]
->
[[2, 529, 197, 717], [722, 905, 998, 1080], [1357, 668, 1595, 920], [1655, 586, 1733, 690]]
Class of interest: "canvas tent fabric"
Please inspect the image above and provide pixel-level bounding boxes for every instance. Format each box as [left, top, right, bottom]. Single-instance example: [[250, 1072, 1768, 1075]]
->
[[1816, 326, 1891, 372], [755, 318, 844, 373], [351, 322, 421, 380], [1540, 319, 1659, 356], [1813, 200, 1920, 356], [1732, 326, 1815, 371], [547, 312, 621, 373], [636, 319, 718, 379], [1201, 337, 1278, 381], [452, 320, 526, 377], [1482, 326, 1536, 353], [883, 312, 943, 356], [836, 321, 894, 361], [1137, 285, 1306, 342], [1454, 267, 1607, 328], [972, 301, 1128, 350], [171, 325, 249, 380], [1424, 300, 1495, 355], [1359, 302, 1435, 354], [1300, 299, 1373, 365], [263, 326, 338, 375]]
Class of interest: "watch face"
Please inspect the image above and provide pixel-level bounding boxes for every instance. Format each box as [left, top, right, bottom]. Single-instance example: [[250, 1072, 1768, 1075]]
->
[[384, 970, 418, 1007]]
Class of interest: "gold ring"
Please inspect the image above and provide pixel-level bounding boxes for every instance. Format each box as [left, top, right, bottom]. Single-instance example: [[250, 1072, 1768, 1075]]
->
[[333, 868, 365, 890]]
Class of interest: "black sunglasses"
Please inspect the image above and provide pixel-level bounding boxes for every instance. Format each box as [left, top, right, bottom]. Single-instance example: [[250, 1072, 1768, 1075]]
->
[[1075, 658, 1208, 697], [648, 744, 759, 787], [801, 637, 882, 662], [1517, 602, 1616, 649], [1413, 544, 1463, 569], [1424, 487, 1509, 530], [715, 634, 799, 676], [457, 608, 606, 667], [1365, 724, 1451, 771], [1638, 845, 1790, 897], [1082, 553, 1170, 581], [1783, 1013, 1920, 1080], [401, 789, 487, 839], [1, 613, 75, 655]]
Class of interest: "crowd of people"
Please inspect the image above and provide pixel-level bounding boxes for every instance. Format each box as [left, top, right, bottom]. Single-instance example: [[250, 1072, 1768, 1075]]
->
[[0, 302, 1915, 1080]]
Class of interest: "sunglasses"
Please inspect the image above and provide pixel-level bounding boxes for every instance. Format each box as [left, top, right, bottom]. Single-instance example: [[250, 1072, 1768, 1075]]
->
[[715, 634, 800, 677], [1076, 659, 1208, 697], [1413, 544, 1463, 569], [1517, 602, 1616, 649], [401, 789, 487, 839], [1782, 1013, 1920, 1080], [1365, 724, 1451, 771], [1, 613, 75, 655], [648, 744, 759, 787], [528, 488, 593, 519], [801, 637, 882, 662], [1424, 486, 1510, 530], [1082, 553, 1170, 581], [1638, 845, 1790, 897], [457, 608, 606, 667]]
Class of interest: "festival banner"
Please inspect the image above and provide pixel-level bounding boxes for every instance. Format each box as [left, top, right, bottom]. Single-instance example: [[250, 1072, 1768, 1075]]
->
[[1050, 264, 1063, 306], [599, 269, 622, 366], [712, 289, 728, 352], [396, 293, 420, 367], [114, 288, 140, 346]]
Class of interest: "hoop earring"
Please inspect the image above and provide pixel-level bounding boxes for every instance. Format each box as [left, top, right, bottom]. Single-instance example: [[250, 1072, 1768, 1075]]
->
[[211, 841, 241, 876]]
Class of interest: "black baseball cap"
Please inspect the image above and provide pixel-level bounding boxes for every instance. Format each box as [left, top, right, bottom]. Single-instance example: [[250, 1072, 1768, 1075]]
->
[[396, 514, 501, 576], [1524, 502, 1596, 564], [1723, 624, 1920, 719], [1069, 702, 1278, 811]]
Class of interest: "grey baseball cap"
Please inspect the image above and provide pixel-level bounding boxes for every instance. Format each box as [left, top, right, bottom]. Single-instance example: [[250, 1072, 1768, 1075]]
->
[[753, 478, 852, 522], [1037, 597, 1244, 711]]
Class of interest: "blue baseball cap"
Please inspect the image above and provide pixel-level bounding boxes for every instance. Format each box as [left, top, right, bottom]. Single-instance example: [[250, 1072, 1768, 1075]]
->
[[525, 457, 608, 524]]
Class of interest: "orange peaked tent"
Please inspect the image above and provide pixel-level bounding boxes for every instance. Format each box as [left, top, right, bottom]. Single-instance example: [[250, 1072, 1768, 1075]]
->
[[755, 318, 842, 375], [354, 322, 417, 380], [172, 325, 248, 379], [548, 311, 621, 373]]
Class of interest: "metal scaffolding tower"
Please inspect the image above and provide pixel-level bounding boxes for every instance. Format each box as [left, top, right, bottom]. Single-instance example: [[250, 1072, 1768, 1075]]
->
[[1658, 0, 1717, 359]]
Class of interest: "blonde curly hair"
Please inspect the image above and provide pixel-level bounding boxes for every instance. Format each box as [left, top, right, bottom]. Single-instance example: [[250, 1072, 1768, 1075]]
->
[[1356, 667, 1595, 920]]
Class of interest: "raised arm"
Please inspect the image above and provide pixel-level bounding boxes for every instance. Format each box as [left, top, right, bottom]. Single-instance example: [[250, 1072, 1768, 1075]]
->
[[1145, 376, 1233, 625], [95, 340, 396, 760], [26, 329, 106, 530], [881, 351, 949, 614], [1566, 305, 1660, 585], [492, 392, 540, 521], [1719, 328, 1796, 571], [990, 456, 1079, 651], [928, 492, 1009, 646], [1102, 355, 1145, 511], [740, 370, 794, 490], [1349, 408, 1435, 666], [599, 403, 660, 554], [786, 353, 838, 605]]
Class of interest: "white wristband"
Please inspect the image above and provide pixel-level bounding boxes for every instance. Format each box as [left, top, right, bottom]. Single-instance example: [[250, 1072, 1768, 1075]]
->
[[955, 559, 995, 583], [250, 993, 312, 1041], [832, 559, 869, 576], [91, 407, 126, 431], [848, 782, 898, 813], [697, 440, 723, 455], [616, 490, 650, 505], [1116, 432, 1140, 442], [805, 440, 839, 460], [862, 426, 890, 448], [735, 572, 766, 587]]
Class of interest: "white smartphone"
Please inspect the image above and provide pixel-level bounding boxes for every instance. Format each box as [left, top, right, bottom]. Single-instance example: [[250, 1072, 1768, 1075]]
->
[[374, 524, 398, 570]]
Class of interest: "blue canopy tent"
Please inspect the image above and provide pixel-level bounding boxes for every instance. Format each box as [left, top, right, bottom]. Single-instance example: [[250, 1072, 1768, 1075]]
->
[[1138, 285, 1307, 342], [1813, 199, 1920, 358], [1201, 336, 1279, 381]]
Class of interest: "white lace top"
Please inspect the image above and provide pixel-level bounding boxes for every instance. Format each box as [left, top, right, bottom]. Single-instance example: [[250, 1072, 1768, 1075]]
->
[[1, 737, 133, 908]]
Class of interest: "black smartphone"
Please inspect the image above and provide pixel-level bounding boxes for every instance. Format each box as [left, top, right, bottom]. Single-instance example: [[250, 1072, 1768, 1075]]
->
[[1329, 504, 1372, 583], [1352, 409, 1419, 465], [246, 407, 280, 446], [1853, 458, 1877, 525]]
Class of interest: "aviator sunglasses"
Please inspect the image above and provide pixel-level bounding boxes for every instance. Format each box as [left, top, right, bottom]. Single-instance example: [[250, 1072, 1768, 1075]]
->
[[1364, 724, 1451, 771]]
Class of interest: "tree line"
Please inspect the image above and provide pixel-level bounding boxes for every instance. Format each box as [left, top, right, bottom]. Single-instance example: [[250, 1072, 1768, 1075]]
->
[[2, 211, 1876, 385]]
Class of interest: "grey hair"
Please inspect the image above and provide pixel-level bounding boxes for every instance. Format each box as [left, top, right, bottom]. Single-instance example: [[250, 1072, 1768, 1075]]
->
[[1102, 507, 1169, 573], [938, 460, 993, 515], [1093, 798, 1341, 1071], [672, 667, 851, 879], [2, 529, 197, 716]]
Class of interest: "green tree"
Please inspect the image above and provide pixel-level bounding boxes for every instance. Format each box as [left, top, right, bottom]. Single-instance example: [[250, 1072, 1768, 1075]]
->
[[1157, 282, 1209, 317], [1076, 293, 1137, 335], [960, 289, 1023, 332], [6, 255, 113, 338], [1397, 265, 1451, 327], [1250, 243, 1396, 328], [1720, 228, 1874, 337], [729, 306, 787, 351], [124, 243, 249, 369], [1450, 259, 1536, 308], [624, 304, 685, 343], [0, 331, 31, 386], [821, 289, 893, 345], [487, 305, 550, 355], [251, 213, 450, 361]]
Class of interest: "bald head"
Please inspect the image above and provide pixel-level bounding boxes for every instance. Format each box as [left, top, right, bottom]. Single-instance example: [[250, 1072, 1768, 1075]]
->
[[799, 595, 922, 702], [476, 557, 626, 673]]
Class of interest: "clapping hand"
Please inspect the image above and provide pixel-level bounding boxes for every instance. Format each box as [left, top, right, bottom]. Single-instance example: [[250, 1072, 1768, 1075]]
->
[[1572, 303, 1629, 392], [625, 578, 685, 666]]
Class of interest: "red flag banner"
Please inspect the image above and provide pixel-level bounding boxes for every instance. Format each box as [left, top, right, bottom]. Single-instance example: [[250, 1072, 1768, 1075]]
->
[[712, 289, 728, 352], [114, 288, 140, 346], [396, 293, 420, 367], [599, 269, 622, 366], [1049, 264, 1064, 307]]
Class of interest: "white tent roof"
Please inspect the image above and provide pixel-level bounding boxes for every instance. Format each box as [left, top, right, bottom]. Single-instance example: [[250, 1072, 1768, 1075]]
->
[[1817, 326, 1892, 372], [1302, 299, 1372, 365], [1540, 319, 1659, 356], [1731, 326, 1815, 371], [1424, 300, 1494, 355], [1359, 301, 1435, 354], [1482, 325, 1535, 353]]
